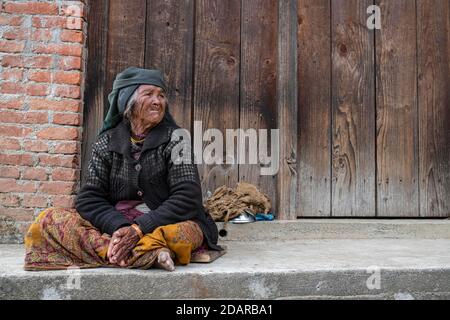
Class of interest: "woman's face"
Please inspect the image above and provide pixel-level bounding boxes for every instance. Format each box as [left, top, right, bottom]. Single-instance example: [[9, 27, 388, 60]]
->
[[131, 84, 167, 132]]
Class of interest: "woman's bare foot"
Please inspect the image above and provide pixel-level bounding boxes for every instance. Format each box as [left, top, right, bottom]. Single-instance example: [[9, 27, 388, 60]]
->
[[155, 249, 175, 271]]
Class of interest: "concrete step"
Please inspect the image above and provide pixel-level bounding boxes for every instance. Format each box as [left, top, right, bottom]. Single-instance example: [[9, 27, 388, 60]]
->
[[217, 219, 450, 241], [1, 237, 450, 299]]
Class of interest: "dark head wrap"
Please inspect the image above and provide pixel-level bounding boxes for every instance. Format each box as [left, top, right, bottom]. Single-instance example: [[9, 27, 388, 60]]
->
[[99, 66, 177, 134]]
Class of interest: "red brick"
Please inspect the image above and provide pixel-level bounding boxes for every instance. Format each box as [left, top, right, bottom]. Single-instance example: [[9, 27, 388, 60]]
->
[[0, 153, 34, 166], [0, 40, 25, 53], [39, 181, 76, 195], [0, 98, 24, 110], [29, 99, 80, 112], [52, 168, 79, 181], [0, 110, 22, 123], [60, 30, 84, 43], [65, 17, 83, 30], [22, 111, 48, 124], [0, 111, 46, 125], [0, 125, 33, 138], [23, 195, 48, 208], [4, 2, 59, 15], [0, 14, 24, 26], [0, 82, 24, 94], [32, 16, 66, 28], [37, 127, 79, 140], [0, 110, 46, 124], [0, 166, 20, 178], [52, 113, 81, 125], [11, 16, 23, 26], [28, 70, 52, 83], [51, 195, 75, 208], [61, 4, 85, 17], [0, 178, 37, 193], [0, 138, 21, 151], [0, 111, 45, 125], [23, 140, 48, 152], [38, 154, 78, 168], [1, 55, 24, 68], [2, 27, 29, 40], [0, 207, 35, 221], [53, 141, 79, 154], [2, 55, 54, 69], [26, 55, 53, 69], [22, 167, 47, 181], [26, 83, 50, 96], [33, 43, 82, 57], [54, 71, 81, 85], [54, 86, 81, 99], [58, 56, 82, 71], [0, 194, 20, 207], [0, 68, 23, 81], [30, 28, 53, 42]]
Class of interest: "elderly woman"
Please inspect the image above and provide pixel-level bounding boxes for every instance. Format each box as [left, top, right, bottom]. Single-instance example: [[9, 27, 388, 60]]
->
[[24, 67, 222, 271]]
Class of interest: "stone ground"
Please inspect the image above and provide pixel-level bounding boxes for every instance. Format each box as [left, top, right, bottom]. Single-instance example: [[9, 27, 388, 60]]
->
[[1, 220, 450, 299]]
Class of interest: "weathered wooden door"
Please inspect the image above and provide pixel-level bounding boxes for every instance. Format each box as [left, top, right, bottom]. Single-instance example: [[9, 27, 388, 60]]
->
[[83, 0, 450, 218], [297, 0, 449, 217]]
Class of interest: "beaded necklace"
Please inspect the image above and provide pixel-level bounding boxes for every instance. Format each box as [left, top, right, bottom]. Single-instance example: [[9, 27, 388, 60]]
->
[[130, 136, 145, 144]]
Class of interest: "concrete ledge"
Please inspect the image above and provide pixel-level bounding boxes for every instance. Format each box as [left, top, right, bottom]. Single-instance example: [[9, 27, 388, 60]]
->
[[217, 219, 450, 241], [2, 239, 450, 299], [3, 219, 450, 244]]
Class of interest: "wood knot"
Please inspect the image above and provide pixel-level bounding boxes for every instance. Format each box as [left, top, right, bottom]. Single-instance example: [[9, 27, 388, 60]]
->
[[227, 56, 236, 66], [339, 43, 348, 56]]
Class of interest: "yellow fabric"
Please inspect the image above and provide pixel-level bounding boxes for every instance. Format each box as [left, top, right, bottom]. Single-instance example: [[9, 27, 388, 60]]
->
[[135, 223, 200, 265], [24, 207, 204, 271]]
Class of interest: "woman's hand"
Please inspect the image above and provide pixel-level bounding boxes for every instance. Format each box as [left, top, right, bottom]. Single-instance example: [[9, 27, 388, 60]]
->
[[107, 226, 141, 266]]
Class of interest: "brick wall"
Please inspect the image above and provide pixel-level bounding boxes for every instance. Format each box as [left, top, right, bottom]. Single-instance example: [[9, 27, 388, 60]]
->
[[0, 0, 88, 243]]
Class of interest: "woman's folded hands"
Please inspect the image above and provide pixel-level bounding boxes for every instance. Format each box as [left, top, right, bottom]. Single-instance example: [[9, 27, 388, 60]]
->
[[107, 225, 141, 266]]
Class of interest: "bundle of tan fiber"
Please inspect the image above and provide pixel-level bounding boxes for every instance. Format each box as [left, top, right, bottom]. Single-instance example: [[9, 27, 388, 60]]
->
[[204, 182, 272, 222]]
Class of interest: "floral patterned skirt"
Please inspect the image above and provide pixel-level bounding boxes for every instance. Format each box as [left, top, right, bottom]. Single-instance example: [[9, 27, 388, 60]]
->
[[24, 207, 204, 271]]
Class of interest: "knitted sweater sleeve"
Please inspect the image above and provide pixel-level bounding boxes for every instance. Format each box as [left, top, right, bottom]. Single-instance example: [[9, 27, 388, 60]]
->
[[74, 133, 131, 235], [134, 136, 203, 234]]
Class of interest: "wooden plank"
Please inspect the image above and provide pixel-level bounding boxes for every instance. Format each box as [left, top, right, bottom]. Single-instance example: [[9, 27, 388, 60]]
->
[[81, 0, 109, 183], [104, 0, 146, 113], [276, 0, 298, 220], [193, 0, 241, 200], [144, 0, 194, 130], [376, 0, 418, 216], [240, 0, 278, 215], [417, 0, 450, 217], [331, 0, 376, 216], [297, 0, 331, 216]]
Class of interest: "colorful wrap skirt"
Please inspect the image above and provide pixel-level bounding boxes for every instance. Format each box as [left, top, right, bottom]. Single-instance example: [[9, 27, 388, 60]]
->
[[24, 207, 204, 271]]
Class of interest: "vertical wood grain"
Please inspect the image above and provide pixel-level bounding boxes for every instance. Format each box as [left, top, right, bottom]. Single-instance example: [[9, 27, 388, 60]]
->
[[376, 0, 419, 216], [297, 0, 331, 216], [81, 0, 109, 183], [193, 0, 241, 200], [418, 0, 450, 217], [105, 0, 146, 108], [331, 0, 376, 216], [277, 0, 298, 220], [82, 0, 450, 218], [240, 0, 278, 215], [145, 0, 194, 130]]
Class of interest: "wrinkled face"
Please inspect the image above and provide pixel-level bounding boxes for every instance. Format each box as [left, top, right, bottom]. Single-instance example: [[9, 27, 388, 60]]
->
[[130, 84, 167, 132]]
